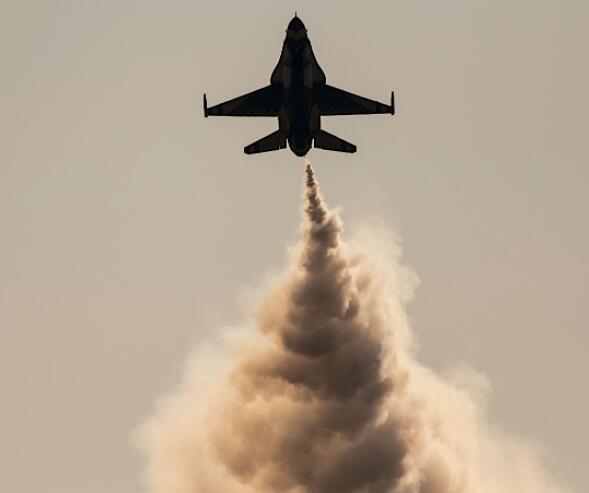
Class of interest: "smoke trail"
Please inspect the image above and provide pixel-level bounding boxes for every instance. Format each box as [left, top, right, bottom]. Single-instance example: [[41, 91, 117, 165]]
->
[[138, 164, 568, 493]]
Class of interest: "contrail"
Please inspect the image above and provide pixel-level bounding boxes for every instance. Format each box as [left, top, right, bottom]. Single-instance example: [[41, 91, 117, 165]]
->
[[138, 164, 568, 493]]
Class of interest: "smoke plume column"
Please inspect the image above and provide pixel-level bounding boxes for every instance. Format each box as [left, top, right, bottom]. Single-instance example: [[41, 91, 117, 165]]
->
[[140, 163, 569, 493], [211, 164, 411, 492]]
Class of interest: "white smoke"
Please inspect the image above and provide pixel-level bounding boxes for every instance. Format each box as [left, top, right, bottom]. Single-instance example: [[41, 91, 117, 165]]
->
[[137, 163, 568, 493]]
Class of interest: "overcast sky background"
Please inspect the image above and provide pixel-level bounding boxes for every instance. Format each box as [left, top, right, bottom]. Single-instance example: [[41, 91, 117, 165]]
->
[[1, 1, 588, 492]]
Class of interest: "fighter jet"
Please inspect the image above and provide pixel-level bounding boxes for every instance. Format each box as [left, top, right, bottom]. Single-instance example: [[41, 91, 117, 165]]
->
[[203, 15, 394, 156]]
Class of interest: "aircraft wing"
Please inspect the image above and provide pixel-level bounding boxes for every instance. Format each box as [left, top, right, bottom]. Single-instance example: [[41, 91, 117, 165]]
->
[[318, 85, 394, 116], [204, 85, 282, 117]]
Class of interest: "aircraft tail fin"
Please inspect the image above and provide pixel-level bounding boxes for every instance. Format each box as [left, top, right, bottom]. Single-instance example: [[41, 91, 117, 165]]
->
[[313, 130, 357, 153], [244, 131, 287, 154]]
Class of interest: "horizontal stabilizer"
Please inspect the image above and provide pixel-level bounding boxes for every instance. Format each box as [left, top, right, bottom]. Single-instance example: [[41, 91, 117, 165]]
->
[[244, 131, 287, 154], [314, 130, 357, 153]]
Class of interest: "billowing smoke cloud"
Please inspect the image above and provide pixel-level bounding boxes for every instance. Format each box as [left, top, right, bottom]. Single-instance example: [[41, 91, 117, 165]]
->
[[138, 162, 568, 493]]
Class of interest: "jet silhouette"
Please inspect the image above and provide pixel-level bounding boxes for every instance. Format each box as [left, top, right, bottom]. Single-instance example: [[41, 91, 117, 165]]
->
[[204, 15, 394, 156]]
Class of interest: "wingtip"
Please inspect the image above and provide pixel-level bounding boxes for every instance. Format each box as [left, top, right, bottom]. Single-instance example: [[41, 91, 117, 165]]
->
[[203, 93, 208, 118], [391, 91, 395, 115]]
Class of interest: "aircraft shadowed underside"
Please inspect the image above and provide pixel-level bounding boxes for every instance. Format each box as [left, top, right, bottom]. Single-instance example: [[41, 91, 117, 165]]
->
[[204, 15, 395, 156]]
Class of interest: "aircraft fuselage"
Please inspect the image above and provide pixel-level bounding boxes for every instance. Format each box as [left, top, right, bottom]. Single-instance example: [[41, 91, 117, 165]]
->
[[271, 17, 326, 156]]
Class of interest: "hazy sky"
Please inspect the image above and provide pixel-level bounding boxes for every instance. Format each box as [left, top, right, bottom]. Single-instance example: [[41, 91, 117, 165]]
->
[[1, 1, 588, 492]]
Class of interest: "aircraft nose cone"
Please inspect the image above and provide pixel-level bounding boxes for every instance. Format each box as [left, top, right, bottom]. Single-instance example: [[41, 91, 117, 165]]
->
[[288, 16, 306, 32]]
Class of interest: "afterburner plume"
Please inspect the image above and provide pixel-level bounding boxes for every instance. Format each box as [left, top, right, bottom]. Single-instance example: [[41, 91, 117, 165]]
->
[[138, 164, 567, 493]]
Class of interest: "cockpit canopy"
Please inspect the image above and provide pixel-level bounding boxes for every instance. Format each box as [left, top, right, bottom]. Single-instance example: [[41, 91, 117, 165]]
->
[[286, 16, 307, 42]]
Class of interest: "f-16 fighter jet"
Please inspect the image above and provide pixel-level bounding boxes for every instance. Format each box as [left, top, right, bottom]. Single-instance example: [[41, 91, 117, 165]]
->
[[203, 15, 394, 156]]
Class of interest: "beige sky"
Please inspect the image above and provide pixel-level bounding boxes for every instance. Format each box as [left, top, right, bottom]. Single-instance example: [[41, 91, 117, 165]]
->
[[1, 1, 588, 492]]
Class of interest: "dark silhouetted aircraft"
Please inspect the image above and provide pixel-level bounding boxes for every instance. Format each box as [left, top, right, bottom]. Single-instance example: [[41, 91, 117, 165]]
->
[[204, 15, 394, 156]]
